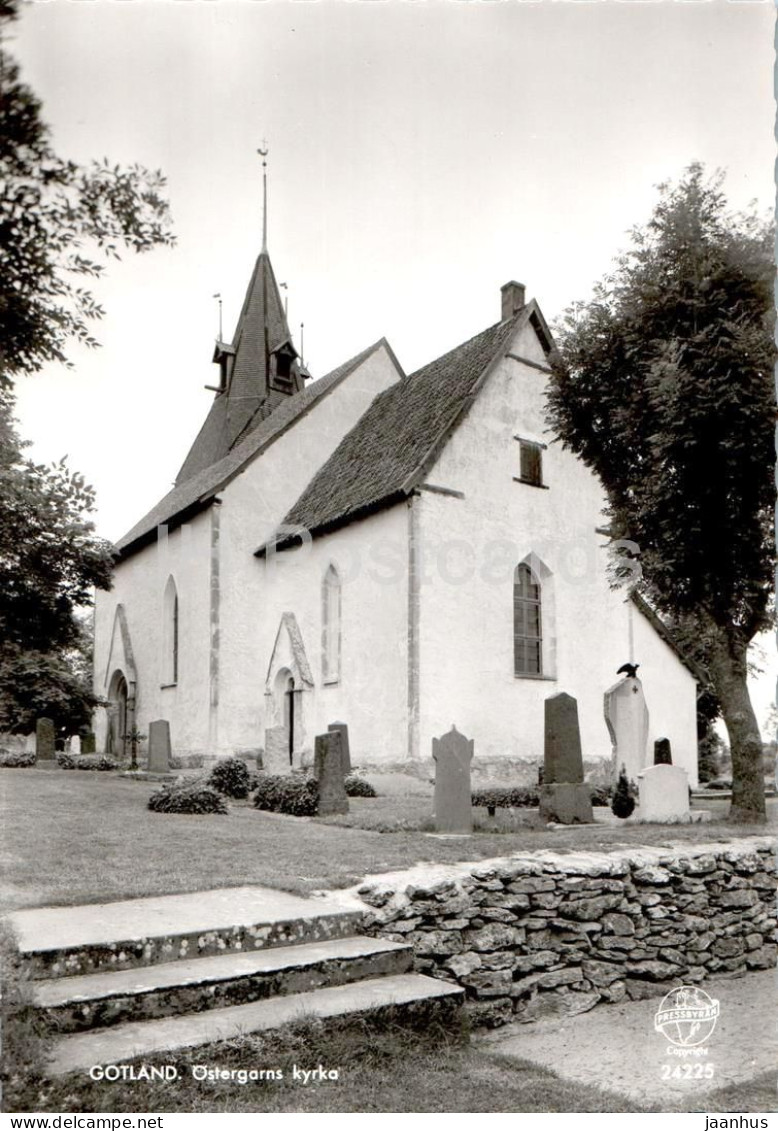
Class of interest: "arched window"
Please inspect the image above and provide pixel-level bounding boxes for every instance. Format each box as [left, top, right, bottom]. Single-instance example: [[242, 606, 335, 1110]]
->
[[162, 576, 179, 686], [322, 565, 341, 684], [514, 563, 542, 676]]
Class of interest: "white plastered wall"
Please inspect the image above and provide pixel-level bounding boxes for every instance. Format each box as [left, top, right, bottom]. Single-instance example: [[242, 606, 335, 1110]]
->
[[412, 316, 698, 781], [93, 511, 213, 756]]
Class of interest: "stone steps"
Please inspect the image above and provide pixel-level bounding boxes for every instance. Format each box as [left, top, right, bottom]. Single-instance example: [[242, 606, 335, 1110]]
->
[[48, 972, 464, 1077], [6, 886, 464, 1078], [10, 886, 366, 979], [34, 935, 414, 1032]]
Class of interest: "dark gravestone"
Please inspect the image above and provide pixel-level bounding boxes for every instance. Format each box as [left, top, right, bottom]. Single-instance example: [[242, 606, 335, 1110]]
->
[[36, 718, 55, 761], [148, 720, 171, 773], [543, 692, 584, 784], [314, 730, 349, 816], [328, 721, 352, 774], [81, 732, 96, 754], [654, 737, 672, 765], [432, 725, 474, 834], [540, 693, 593, 824]]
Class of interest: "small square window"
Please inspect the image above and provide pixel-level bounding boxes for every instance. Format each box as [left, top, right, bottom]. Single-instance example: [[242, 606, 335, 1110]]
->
[[519, 441, 543, 487]]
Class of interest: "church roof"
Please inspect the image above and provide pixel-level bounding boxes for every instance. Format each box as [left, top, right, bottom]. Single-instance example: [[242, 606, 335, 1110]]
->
[[115, 340, 392, 560], [264, 304, 539, 551], [175, 250, 300, 485]]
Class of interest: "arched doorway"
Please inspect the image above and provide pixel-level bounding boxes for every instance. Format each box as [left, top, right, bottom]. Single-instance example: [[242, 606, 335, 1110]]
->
[[107, 671, 128, 757], [283, 675, 295, 765]]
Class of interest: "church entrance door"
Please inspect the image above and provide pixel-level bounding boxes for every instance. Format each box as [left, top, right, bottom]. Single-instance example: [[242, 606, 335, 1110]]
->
[[284, 676, 295, 766], [107, 672, 128, 757]]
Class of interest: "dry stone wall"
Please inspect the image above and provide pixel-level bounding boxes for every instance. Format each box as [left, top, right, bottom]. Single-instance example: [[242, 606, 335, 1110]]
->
[[358, 837, 776, 1028]]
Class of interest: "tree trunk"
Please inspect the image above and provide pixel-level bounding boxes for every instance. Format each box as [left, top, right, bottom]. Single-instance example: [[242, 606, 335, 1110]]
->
[[708, 634, 766, 823]]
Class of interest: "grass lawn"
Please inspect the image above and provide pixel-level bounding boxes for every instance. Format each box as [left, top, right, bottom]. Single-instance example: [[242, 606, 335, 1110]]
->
[[6, 1018, 776, 1114], [1, 768, 774, 914]]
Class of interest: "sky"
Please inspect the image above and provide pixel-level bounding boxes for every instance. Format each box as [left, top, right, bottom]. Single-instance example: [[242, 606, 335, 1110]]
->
[[9, 0, 777, 731]]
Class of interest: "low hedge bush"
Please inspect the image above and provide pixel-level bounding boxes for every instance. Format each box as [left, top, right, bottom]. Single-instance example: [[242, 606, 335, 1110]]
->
[[471, 786, 539, 816], [253, 774, 319, 817], [208, 757, 252, 799], [344, 774, 377, 798], [56, 752, 76, 769], [0, 749, 36, 768], [148, 778, 228, 815], [69, 755, 118, 771]]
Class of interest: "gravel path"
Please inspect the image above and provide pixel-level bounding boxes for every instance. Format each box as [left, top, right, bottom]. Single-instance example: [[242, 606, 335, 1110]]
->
[[477, 969, 777, 1107]]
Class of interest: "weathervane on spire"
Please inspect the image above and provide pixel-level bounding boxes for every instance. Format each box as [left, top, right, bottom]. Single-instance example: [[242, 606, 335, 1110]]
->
[[257, 142, 269, 252]]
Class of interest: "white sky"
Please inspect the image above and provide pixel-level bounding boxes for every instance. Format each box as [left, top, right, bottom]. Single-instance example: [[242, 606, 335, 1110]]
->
[[10, 0, 776, 733]]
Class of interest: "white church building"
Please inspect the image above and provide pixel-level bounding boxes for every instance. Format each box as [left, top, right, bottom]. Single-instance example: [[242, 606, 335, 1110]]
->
[[93, 235, 700, 784]]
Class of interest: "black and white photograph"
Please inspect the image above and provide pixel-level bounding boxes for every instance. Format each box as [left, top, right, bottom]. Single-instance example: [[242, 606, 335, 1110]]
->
[[0, 0, 775, 1120]]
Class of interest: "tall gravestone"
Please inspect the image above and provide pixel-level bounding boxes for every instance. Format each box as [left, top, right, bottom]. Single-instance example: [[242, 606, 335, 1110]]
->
[[637, 763, 689, 822], [654, 737, 672, 766], [263, 726, 289, 774], [539, 693, 593, 824], [432, 725, 474, 834], [328, 721, 352, 775], [604, 676, 649, 784], [81, 732, 96, 754], [36, 718, 55, 761], [147, 720, 171, 773], [69, 734, 82, 756], [314, 730, 348, 816]]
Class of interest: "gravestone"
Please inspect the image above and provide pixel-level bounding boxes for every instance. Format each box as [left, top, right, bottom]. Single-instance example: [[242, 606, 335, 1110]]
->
[[81, 732, 96, 755], [314, 730, 348, 816], [67, 734, 82, 755], [637, 763, 689, 822], [432, 725, 474, 834], [328, 721, 352, 774], [263, 726, 289, 774], [147, 720, 171, 773], [36, 718, 55, 761], [539, 693, 593, 824], [604, 676, 649, 784], [654, 737, 672, 766]]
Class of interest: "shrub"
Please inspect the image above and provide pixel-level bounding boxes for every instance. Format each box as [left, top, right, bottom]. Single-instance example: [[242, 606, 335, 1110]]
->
[[590, 784, 612, 807], [56, 751, 76, 769], [73, 754, 117, 771], [208, 757, 252, 799], [344, 774, 377, 798], [611, 767, 636, 819], [0, 922, 51, 1110], [148, 778, 228, 815], [0, 749, 36, 768], [703, 778, 733, 791], [472, 786, 539, 816], [253, 774, 319, 817]]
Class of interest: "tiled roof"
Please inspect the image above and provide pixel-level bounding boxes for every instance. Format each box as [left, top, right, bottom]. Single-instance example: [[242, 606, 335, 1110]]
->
[[115, 341, 391, 559], [175, 251, 302, 485], [272, 307, 531, 547]]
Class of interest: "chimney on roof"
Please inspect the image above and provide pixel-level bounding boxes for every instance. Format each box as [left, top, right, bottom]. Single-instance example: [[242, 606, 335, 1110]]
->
[[501, 280, 526, 321]]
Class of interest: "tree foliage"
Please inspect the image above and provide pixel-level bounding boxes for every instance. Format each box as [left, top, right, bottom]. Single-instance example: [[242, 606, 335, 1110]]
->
[[0, 404, 113, 732], [547, 164, 774, 822], [0, 0, 175, 731], [1, 4, 175, 380]]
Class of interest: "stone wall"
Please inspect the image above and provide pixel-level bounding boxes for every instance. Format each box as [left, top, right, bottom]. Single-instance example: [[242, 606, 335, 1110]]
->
[[358, 837, 776, 1028]]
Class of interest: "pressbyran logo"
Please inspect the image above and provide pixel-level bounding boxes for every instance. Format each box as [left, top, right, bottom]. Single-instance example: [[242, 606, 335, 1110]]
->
[[654, 985, 720, 1048]]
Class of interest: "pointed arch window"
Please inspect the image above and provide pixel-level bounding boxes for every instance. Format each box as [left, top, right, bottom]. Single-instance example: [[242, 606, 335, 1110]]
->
[[514, 563, 542, 676], [322, 565, 341, 685], [162, 576, 179, 687]]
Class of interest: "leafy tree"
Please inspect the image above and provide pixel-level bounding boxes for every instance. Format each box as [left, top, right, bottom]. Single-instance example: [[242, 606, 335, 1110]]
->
[[548, 164, 773, 824], [0, 403, 113, 732], [0, 1, 174, 730], [1, 1, 175, 381]]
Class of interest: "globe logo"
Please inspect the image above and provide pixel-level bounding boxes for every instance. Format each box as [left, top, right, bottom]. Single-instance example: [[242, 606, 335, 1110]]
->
[[654, 986, 720, 1047]]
